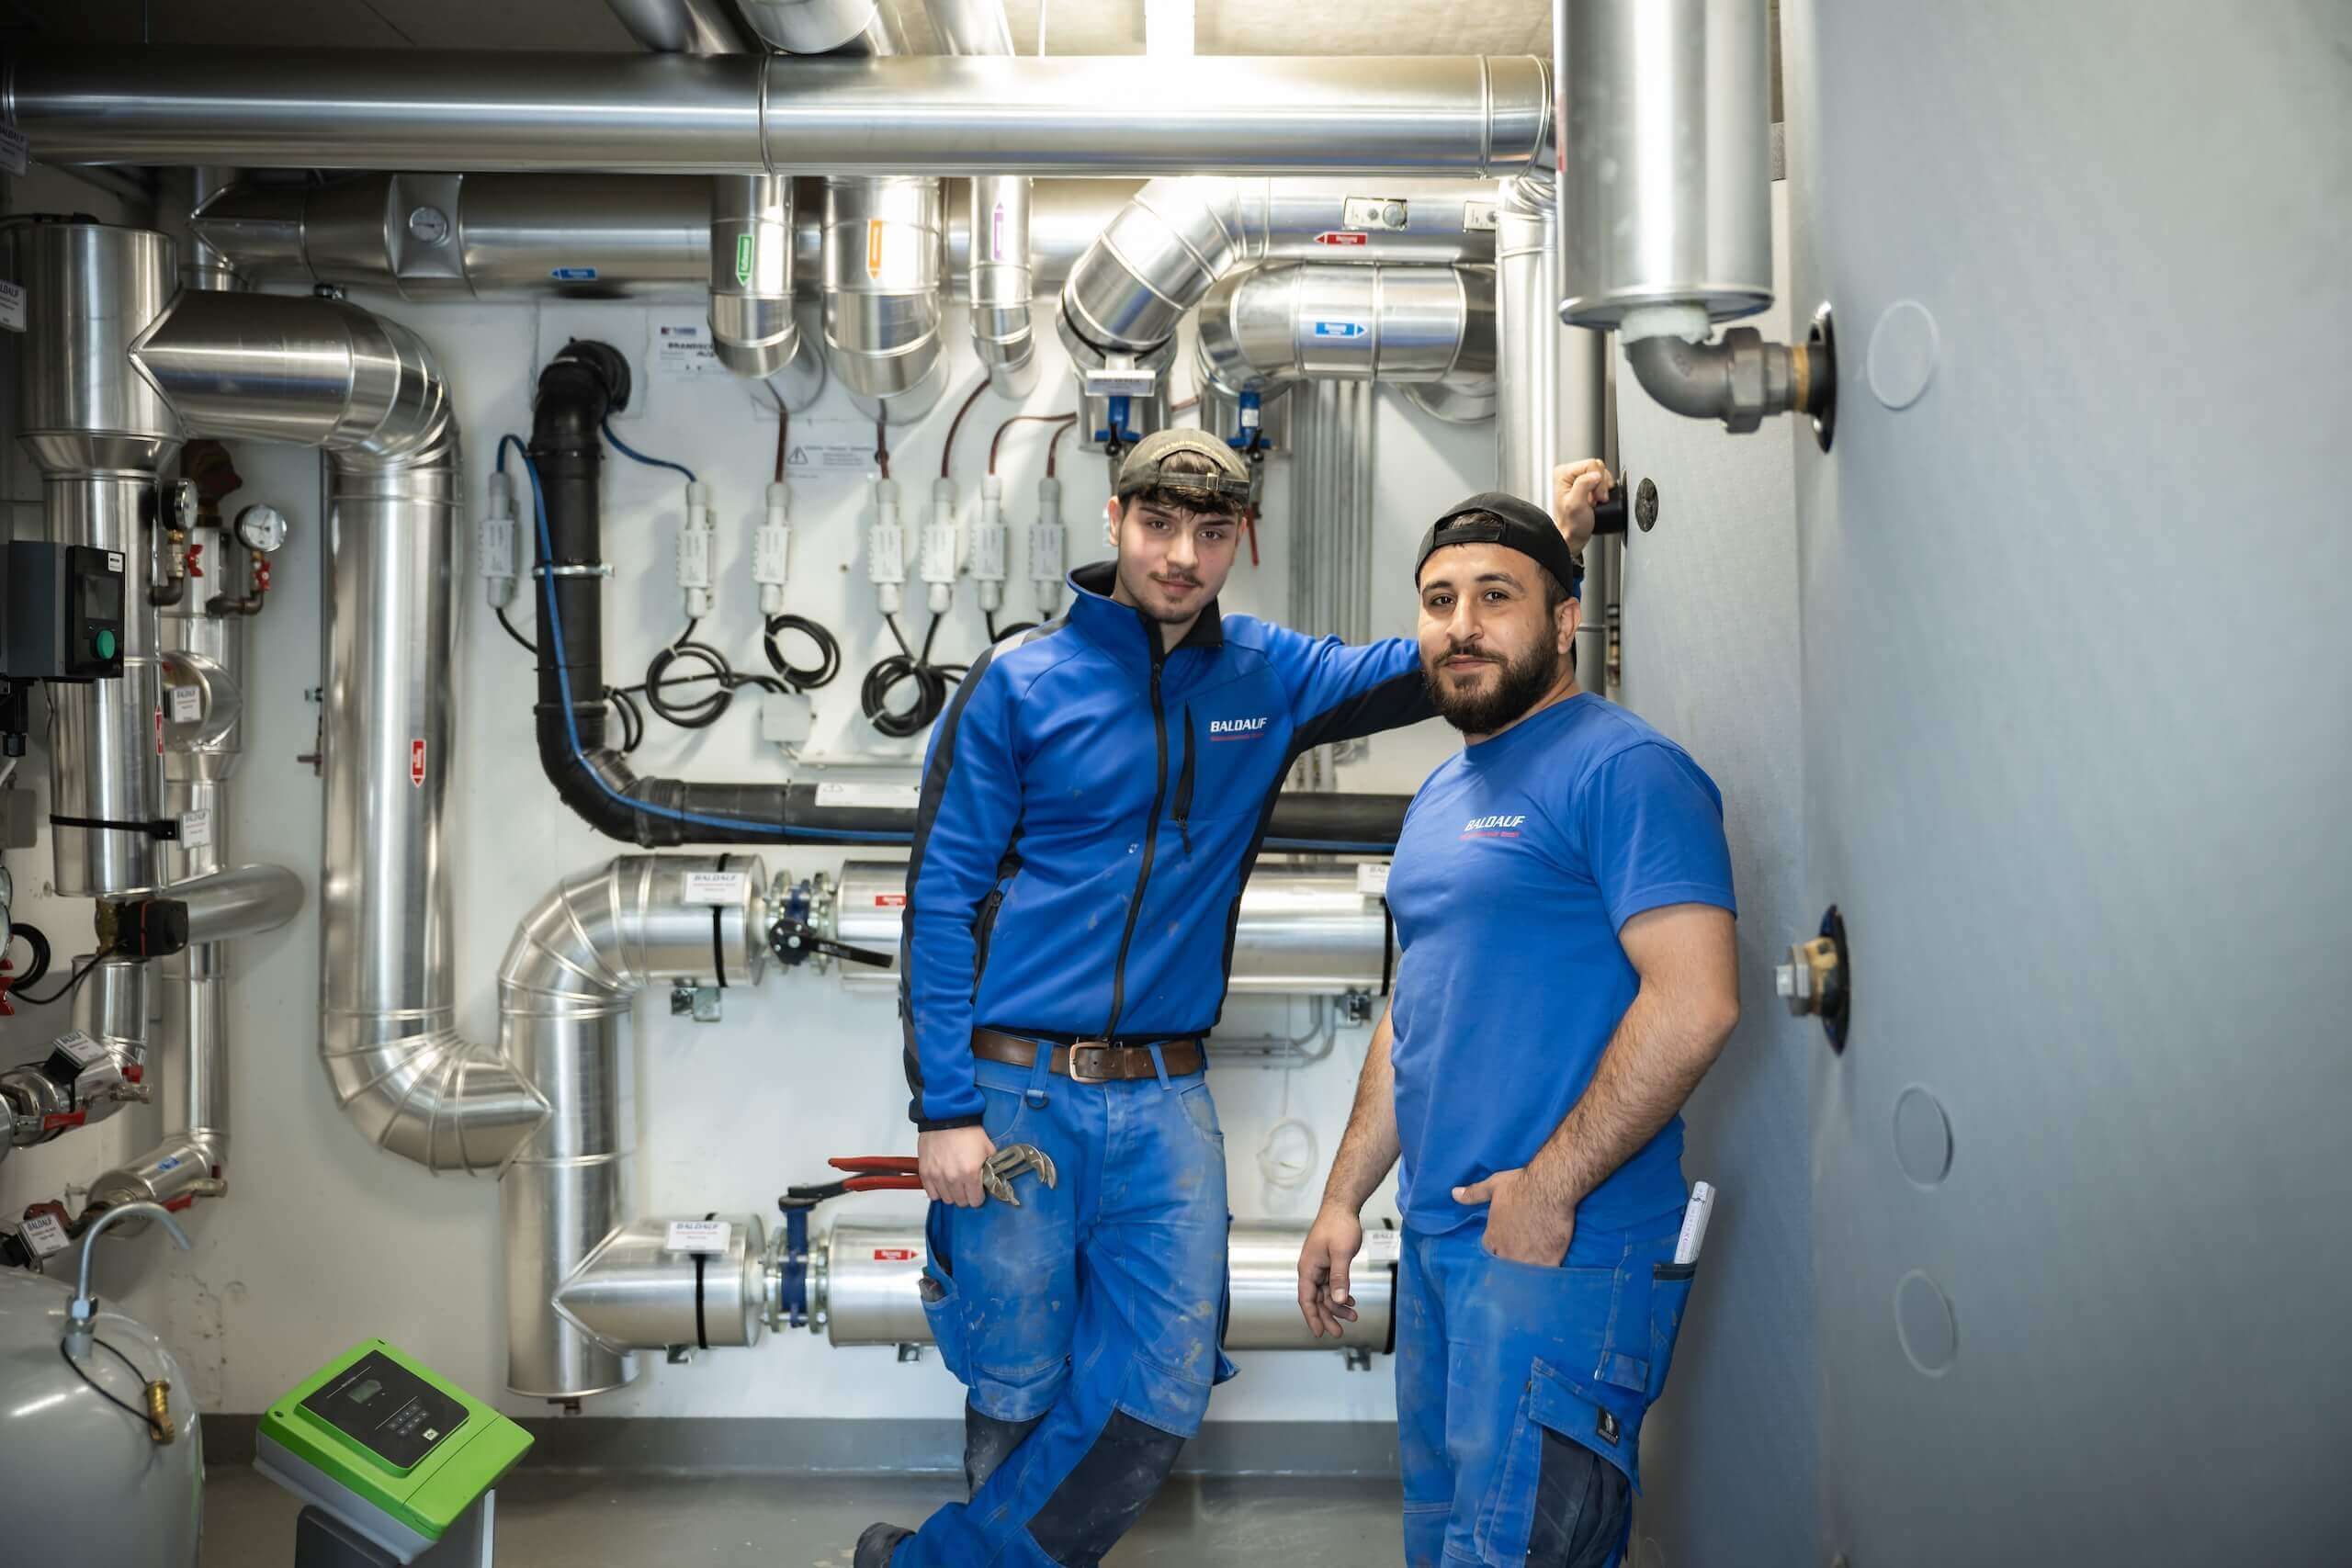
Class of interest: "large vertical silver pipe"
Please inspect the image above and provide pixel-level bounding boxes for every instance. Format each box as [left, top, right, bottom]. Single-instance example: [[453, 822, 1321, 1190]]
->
[[129, 289, 548, 1173], [1555, 0, 1771, 328], [709, 174, 800, 375], [1496, 170, 1608, 680], [823, 175, 948, 423], [499, 855, 767, 1400], [926, 0, 1035, 397], [0, 223, 180, 901]]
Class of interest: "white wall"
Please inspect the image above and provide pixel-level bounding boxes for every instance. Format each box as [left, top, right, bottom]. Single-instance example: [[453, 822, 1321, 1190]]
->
[[0, 292, 1493, 1424]]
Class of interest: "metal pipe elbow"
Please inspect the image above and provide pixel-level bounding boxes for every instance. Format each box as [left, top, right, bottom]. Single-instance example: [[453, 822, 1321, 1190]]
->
[[1625, 326, 1817, 436]]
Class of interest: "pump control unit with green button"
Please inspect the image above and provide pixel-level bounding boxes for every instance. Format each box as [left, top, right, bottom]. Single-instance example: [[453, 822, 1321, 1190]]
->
[[256, 1339, 531, 1566]]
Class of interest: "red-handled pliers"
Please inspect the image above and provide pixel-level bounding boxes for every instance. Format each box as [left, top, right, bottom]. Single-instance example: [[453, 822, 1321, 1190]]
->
[[782, 1156, 924, 1207]]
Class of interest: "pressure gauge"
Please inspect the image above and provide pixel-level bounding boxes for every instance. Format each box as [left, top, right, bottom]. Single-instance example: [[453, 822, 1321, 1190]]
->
[[233, 503, 289, 555], [171, 479, 199, 532]]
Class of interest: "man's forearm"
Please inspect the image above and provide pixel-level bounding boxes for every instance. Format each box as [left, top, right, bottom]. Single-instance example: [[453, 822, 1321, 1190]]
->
[[1320, 1006, 1402, 1213], [1525, 976, 1735, 1213]]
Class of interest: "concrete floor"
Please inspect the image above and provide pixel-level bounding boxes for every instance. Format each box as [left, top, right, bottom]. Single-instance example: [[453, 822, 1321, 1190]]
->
[[200, 1466, 1408, 1566]]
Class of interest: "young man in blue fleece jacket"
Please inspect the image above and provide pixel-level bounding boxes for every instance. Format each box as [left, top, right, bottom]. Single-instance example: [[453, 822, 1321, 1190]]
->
[[1296, 494, 1740, 1568], [859, 433, 1609, 1568]]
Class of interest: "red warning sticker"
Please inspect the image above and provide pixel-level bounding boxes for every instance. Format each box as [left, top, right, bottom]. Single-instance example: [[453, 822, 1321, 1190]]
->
[[1313, 231, 1370, 246], [872, 1247, 917, 1262], [411, 738, 427, 787], [153, 709, 164, 755], [874, 892, 907, 908]]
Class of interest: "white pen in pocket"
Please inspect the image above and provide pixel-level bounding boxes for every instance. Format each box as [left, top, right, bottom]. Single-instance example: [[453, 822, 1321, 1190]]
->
[[1673, 1180, 1716, 1267]]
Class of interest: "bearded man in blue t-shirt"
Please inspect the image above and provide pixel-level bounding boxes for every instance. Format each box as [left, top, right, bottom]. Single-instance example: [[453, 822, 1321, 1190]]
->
[[1297, 492, 1741, 1568]]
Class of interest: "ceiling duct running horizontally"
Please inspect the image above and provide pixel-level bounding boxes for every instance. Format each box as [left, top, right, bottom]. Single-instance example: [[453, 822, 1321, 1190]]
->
[[1193, 261, 1498, 425]]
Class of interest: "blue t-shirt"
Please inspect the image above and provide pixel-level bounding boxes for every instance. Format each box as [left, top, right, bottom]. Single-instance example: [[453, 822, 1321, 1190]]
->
[[1385, 693, 1736, 1235]]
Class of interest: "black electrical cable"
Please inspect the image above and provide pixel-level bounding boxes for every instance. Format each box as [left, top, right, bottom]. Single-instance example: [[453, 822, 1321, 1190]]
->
[[763, 615, 842, 692], [985, 612, 1040, 643], [493, 605, 537, 655], [60, 1339, 164, 1439], [637, 620, 791, 732], [15, 951, 101, 1009], [861, 613, 963, 739], [6, 921, 53, 992]]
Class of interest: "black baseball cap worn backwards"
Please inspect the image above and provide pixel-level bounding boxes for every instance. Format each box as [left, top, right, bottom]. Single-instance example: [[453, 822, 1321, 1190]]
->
[[1414, 491, 1582, 600]]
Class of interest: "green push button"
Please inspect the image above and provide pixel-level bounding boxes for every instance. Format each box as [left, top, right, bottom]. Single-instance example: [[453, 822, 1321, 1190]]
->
[[94, 628, 117, 660]]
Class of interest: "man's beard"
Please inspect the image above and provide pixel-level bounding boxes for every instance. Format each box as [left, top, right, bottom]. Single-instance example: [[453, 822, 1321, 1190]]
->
[[1115, 554, 1205, 625], [1422, 638, 1564, 734]]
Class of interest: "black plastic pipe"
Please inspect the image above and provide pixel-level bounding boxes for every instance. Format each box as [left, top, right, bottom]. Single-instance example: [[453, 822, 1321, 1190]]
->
[[524, 340, 1408, 852]]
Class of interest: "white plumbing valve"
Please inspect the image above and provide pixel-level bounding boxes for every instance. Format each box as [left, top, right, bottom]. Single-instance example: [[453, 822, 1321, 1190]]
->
[[867, 476, 907, 617], [677, 479, 716, 621], [754, 480, 792, 615], [971, 475, 1009, 615], [920, 478, 960, 616], [1031, 475, 1067, 616], [480, 468, 517, 608]]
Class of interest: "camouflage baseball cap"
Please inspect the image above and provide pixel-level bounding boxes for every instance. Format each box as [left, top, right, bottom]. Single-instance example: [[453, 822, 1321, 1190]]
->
[[1113, 428, 1253, 503]]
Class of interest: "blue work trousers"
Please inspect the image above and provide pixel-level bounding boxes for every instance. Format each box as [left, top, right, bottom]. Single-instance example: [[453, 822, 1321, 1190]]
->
[[1396, 1210, 1695, 1568], [897, 1049, 1235, 1567]]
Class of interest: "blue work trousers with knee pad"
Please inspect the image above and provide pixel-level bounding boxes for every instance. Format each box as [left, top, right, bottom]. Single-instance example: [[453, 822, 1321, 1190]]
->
[[898, 1049, 1236, 1567], [1396, 1211, 1695, 1568]]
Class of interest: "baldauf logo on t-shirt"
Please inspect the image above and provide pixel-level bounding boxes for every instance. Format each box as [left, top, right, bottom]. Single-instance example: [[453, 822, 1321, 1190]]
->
[[1209, 716, 1269, 740], [1461, 814, 1526, 839]]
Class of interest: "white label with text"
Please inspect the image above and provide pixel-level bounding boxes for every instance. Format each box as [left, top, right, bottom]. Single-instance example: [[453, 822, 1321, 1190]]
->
[[684, 872, 750, 907], [20, 1213, 68, 1258], [1355, 861, 1392, 897], [664, 1220, 732, 1255]]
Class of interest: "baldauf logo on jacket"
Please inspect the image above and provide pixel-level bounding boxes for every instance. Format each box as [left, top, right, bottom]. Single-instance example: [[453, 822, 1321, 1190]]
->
[[1461, 814, 1527, 839], [1209, 716, 1269, 740]]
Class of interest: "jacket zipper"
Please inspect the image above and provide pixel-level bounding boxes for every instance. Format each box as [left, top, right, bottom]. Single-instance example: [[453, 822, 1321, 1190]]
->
[[1173, 702, 1196, 856], [1103, 650, 1170, 1038]]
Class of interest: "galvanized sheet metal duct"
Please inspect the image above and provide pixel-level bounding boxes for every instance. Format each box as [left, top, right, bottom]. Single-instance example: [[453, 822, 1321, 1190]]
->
[[500, 854, 768, 1398], [125, 288, 549, 1174], [1193, 261, 1497, 399], [926, 0, 1036, 396], [709, 174, 800, 375], [1, 48, 1551, 178], [832, 862, 1395, 995], [822, 174, 948, 423]]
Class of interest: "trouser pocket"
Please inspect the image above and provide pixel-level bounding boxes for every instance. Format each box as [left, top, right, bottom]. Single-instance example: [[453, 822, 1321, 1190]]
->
[[922, 1201, 970, 1383], [1646, 1261, 1697, 1401]]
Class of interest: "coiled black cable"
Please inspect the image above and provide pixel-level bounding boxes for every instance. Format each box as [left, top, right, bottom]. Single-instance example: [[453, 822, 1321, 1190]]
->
[[861, 613, 964, 739], [6, 920, 53, 993], [639, 619, 789, 731], [763, 614, 842, 692]]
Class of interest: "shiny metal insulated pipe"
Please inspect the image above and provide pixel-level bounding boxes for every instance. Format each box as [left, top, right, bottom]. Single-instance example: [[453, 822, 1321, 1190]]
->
[[499, 855, 769, 1400], [710, 174, 801, 376], [1193, 262, 1497, 399], [823, 175, 949, 423], [926, 0, 1037, 397], [1, 49, 1551, 177]]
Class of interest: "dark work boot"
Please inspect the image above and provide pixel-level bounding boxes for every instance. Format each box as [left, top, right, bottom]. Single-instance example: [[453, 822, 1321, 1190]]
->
[[854, 1522, 912, 1568]]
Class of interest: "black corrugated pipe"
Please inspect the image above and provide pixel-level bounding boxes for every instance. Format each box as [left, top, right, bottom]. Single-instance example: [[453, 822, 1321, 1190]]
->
[[525, 339, 1409, 852]]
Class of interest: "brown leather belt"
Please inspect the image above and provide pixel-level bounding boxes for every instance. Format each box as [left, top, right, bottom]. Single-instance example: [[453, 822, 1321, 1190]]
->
[[972, 1028, 1204, 1083]]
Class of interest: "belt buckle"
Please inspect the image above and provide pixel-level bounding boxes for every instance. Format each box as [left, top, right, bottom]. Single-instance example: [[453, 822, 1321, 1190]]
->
[[1066, 1040, 1113, 1084]]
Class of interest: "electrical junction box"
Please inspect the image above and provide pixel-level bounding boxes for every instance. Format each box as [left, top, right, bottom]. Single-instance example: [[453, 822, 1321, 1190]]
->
[[4, 540, 126, 680], [256, 1339, 531, 1564]]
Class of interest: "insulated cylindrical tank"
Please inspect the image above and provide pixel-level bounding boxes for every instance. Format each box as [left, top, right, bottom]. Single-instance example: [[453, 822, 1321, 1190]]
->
[[811, 1220, 1396, 1355], [1557, 0, 1773, 327], [829, 861, 1395, 998], [0, 1268, 203, 1567]]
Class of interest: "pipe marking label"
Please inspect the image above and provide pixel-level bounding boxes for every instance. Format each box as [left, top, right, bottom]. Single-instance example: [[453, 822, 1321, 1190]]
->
[[734, 232, 754, 287], [1355, 860, 1391, 897], [665, 1219, 731, 1255], [990, 202, 1005, 261], [0, 279, 23, 333], [1311, 320, 1368, 339], [866, 219, 887, 280], [815, 780, 921, 811], [549, 266, 599, 281], [170, 684, 202, 725], [873, 893, 907, 908], [684, 871, 750, 906], [1362, 1226, 1402, 1264], [872, 1247, 917, 1262], [411, 738, 426, 787], [154, 709, 165, 754], [1312, 231, 1369, 247]]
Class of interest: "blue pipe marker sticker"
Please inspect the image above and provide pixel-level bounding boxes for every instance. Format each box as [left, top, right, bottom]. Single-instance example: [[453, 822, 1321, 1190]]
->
[[549, 266, 600, 281], [1312, 320, 1367, 339]]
